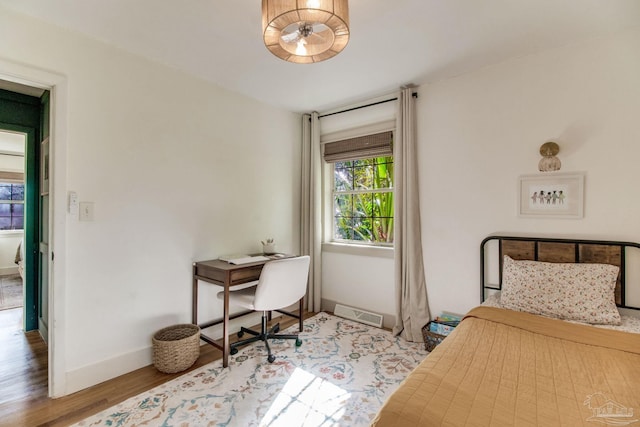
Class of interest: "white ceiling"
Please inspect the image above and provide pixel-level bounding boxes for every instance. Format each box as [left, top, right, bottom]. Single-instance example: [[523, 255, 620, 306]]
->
[[1, 0, 639, 113]]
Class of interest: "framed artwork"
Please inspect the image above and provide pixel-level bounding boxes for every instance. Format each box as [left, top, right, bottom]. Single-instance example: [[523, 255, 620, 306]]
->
[[41, 137, 49, 195], [518, 172, 584, 218]]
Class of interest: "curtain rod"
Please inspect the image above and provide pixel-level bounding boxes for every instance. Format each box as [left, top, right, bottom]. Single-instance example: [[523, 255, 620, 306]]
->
[[318, 92, 417, 119]]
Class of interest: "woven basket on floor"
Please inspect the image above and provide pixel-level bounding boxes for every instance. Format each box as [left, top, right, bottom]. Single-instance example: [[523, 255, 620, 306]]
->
[[152, 324, 201, 373], [421, 322, 446, 352]]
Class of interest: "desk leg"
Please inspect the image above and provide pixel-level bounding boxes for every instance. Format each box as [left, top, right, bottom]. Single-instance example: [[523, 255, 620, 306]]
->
[[299, 298, 303, 332], [223, 285, 230, 368], [192, 264, 198, 324]]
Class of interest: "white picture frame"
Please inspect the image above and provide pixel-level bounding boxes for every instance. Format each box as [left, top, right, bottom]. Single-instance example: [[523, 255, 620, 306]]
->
[[518, 172, 584, 219]]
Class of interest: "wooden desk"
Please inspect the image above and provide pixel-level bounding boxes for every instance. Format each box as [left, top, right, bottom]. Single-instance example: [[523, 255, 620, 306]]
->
[[192, 256, 303, 367]]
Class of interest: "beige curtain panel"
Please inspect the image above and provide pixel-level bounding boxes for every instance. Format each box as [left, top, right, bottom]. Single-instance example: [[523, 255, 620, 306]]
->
[[300, 112, 323, 312], [392, 87, 431, 342]]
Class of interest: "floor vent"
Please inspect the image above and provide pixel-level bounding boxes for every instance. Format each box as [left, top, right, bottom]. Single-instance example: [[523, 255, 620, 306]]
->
[[334, 304, 383, 328]]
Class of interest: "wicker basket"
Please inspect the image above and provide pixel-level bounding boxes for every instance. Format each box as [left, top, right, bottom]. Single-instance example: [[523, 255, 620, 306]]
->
[[152, 324, 201, 373], [421, 322, 446, 352]]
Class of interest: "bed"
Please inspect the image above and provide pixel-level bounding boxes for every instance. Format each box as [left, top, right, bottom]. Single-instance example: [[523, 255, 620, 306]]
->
[[372, 235, 640, 426], [15, 238, 24, 279]]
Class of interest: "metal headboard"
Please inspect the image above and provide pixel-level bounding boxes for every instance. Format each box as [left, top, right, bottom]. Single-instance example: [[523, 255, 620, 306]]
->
[[480, 235, 640, 310]]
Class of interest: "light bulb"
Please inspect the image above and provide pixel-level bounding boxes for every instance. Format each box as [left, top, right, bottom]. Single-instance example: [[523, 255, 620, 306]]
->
[[296, 38, 308, 56]]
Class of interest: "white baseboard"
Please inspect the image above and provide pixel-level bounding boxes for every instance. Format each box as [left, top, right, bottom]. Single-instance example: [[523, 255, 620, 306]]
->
[[65, 346, 153, 395], [63, 311, 291, 395], [38, 318, 49, 345], [0, 266, 19, 276]]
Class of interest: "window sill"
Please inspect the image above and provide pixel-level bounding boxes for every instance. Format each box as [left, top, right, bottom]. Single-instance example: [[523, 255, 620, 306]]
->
[[322, 242, 394, 259], [0, 230, 24, 236]]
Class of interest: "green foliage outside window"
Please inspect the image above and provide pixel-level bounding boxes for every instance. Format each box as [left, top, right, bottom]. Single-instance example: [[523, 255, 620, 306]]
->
[[333, 156, 394, 244]]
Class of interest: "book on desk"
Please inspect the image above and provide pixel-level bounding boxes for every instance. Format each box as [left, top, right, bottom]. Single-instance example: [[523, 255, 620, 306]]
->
[[218, 254, 287, 265]]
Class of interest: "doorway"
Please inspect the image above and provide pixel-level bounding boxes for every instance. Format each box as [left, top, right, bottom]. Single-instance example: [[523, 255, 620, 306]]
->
[[0, 83, 50, 402], [0, 131, 26, 316]]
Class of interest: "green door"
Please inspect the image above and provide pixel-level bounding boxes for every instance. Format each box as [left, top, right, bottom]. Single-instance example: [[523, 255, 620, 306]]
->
[[0, 88, 45, 332], [38, 92, 50, 341]]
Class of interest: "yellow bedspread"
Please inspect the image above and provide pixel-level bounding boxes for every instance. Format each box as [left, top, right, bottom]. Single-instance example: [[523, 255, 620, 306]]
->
[[371, 306, 640, 426]]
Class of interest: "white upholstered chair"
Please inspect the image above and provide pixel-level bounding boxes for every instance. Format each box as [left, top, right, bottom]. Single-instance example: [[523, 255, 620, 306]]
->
[[217, 255, 310, 363]]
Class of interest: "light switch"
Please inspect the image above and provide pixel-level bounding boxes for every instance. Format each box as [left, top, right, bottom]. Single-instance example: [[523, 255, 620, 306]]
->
[[68, 191, 79, 216], [79, 202, 94, 221]]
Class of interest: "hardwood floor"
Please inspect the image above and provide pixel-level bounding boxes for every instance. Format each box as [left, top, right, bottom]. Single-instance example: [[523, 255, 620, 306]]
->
[[0, 309, 312, 427], [0, 308, 47, 403]]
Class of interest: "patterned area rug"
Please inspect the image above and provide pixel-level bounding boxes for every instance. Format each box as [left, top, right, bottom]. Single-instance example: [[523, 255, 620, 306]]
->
[[0, 274, 22, 311], [73, 312, 428, 427]]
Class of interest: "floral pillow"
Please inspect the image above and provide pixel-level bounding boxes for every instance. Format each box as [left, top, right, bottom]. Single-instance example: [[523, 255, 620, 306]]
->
[[500, 255, 621, 325]]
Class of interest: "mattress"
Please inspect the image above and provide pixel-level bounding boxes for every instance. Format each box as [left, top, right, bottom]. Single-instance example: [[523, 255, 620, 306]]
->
[[371, 306, 640, 426]]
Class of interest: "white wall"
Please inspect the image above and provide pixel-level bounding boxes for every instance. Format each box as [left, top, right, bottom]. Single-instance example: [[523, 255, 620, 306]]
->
[[418, 28, 640, 317], [0, 6, 301, 395], [318, 27, 640, 331], [0, 231, 21, 276], [321, 247, 394, 325]]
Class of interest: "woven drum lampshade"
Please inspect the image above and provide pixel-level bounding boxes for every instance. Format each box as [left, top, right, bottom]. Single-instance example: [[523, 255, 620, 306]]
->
[[262, 0, 350, 64]]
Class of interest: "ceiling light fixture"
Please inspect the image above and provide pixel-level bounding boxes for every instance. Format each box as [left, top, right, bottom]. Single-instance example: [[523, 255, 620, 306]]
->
[[262, 0, 350, 64]]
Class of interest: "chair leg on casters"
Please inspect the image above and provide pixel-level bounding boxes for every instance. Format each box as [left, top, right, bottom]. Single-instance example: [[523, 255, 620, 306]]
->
[[262, 313, 276, 363], [264, 337, 275, 363], [230, 312, 268, 355], [266, 315, 304, 358], [230, 311, 304, 363], [272, 333, 303, 347], [237, 326, 259, 338]]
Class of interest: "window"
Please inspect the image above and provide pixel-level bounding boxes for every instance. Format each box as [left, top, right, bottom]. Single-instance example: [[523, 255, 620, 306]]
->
[[0, 182, 25, 230], [333, 156, 394, 244], [325, 130, 394, 245]]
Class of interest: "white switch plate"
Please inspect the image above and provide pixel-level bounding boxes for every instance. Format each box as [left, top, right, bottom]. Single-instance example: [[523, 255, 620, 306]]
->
[[68, 191, 79, 216], [79, 202, 94, 221]]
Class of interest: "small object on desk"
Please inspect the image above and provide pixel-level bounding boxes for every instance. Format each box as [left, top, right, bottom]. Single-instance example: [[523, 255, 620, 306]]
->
[[227, 255, 270, 265], [261, 238, 276, 255], [218, 254, 270, 264], [218, 254, 248, 262], [269, 253, 285, 259]]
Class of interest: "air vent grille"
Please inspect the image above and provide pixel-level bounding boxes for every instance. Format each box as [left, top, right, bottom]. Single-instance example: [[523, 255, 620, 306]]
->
[[334, 304, 383, 328]]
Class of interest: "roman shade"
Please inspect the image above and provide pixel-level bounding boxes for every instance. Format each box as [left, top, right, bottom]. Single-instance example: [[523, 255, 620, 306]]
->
[[0, 171, 24, 181], [323, 130, 393, 163]]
